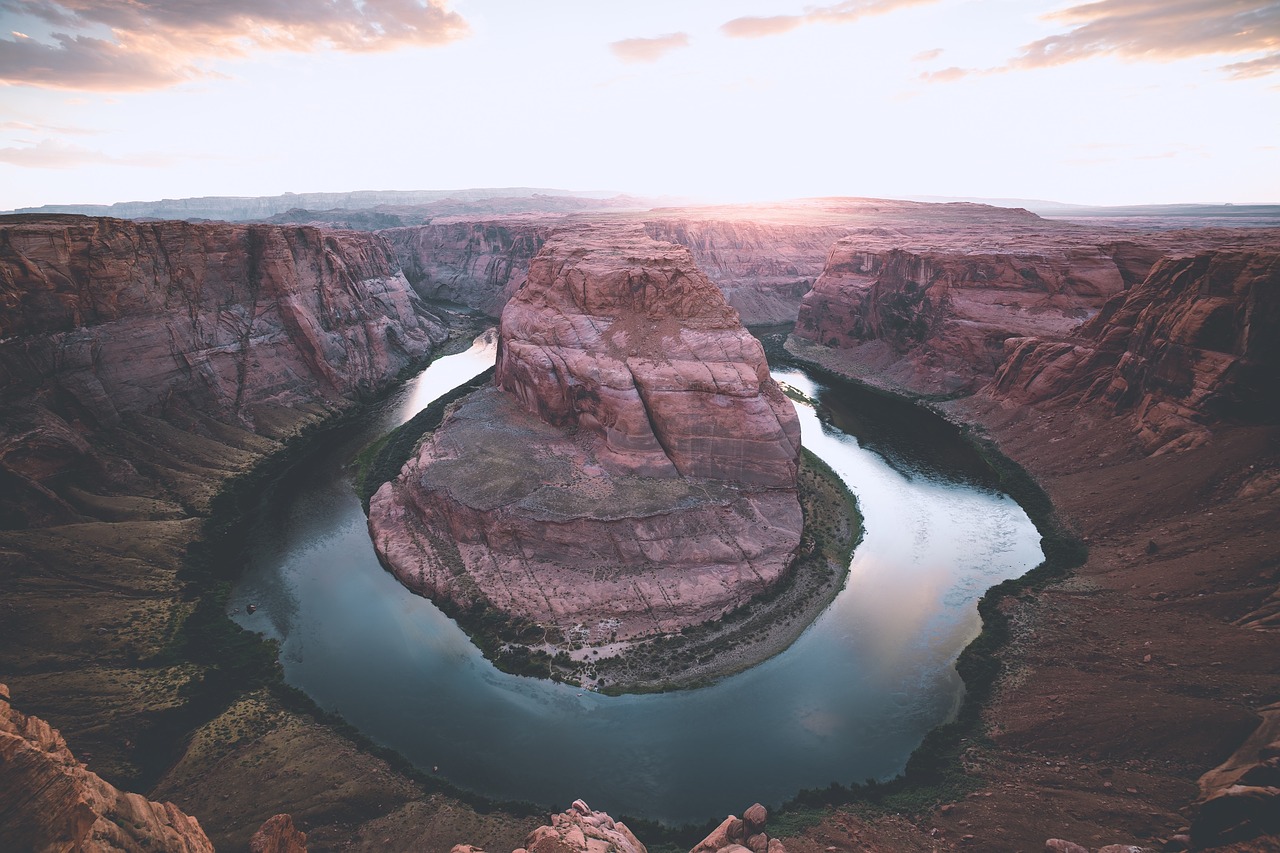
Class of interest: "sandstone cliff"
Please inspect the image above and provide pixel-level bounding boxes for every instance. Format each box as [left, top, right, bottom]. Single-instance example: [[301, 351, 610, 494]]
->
[[0, 682, 215, 852], [642, 219, 854, 325], [793, 239, 1133, 394], [370, 228, 802, 643], [0, 215, 448, 527], [988, 250, 1280, 453], [380, 221, 551, 315]]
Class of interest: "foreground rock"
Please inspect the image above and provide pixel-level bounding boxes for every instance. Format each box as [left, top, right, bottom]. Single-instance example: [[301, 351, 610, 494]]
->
[[453, 800, 790, 853], [370, 228, 802, 646], [0, 682, 215, 852]]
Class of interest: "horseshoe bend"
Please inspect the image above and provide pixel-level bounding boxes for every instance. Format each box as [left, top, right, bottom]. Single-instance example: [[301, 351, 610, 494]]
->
[[0, 196, 1277, 852], [367, 227, 858, 688]]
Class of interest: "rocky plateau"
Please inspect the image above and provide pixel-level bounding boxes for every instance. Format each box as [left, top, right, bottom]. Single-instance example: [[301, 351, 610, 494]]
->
[[369, 227, 803, 643]]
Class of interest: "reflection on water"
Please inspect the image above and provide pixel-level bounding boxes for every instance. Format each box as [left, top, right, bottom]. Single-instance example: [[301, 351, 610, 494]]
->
[[229, 344, 1042, 825]]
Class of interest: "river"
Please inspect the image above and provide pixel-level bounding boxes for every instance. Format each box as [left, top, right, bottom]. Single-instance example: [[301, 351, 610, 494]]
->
[[229, 333, 1042, 824]]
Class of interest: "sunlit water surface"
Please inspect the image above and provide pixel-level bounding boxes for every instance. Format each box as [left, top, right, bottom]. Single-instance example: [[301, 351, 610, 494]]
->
[[229, 336, 1042, 824]]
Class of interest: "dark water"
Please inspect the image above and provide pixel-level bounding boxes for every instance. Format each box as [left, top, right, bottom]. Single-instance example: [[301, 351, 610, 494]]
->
[[229, 337, 1042, 824]]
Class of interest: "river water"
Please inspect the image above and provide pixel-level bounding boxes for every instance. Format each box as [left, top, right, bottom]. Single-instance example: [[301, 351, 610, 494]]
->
[[229, 335, 1042, 824]]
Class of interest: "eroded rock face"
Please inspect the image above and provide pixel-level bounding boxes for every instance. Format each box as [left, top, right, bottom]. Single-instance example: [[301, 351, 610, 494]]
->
[[370, 228, 802, 640], [643, 219, 855, 325], [0, 215, 448, 527], [794, 240, 1131, 393], [381, 221, 550, 316], [0, 682, 215, 852], [497, 228, 801, 487], [989, 251, 1280, 453]]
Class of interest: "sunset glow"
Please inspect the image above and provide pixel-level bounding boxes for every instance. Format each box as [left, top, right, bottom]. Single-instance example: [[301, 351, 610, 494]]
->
[[1, 0, 1277, 208]]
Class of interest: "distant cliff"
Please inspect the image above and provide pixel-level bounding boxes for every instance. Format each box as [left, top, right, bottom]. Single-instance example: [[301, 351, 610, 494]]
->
[[642, 219, 855, 324], [380, 221, 551, 315]]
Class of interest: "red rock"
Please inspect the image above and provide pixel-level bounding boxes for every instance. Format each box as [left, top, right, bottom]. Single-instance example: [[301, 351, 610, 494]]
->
[[381, 221, 551, 316], [989, 251, 1280, 454], [250, 814, 308, 853], [1045, 839, 1090, 852], [743, 803, 768, 834], [519, 801, 646, 853], [0, 216, 447, 527], [370, 228, 803, 641], [497, 228, 800, 486], [0, 682, 215, 852]]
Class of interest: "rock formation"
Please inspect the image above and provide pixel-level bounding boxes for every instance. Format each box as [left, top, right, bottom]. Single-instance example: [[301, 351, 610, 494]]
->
[[250, 813, 309, 853], [793, 239, 1134, 394], [988, 250, 1280, 453], [691, 802, 787, 853], [0, 682, 215, 852], [370, 228, 802, 642], [381, 220, 551, 315], [452, 800, 645, 853], [451, 800, 790, 853], [0, 215, 448, 527], [643, 219, 856, 325]]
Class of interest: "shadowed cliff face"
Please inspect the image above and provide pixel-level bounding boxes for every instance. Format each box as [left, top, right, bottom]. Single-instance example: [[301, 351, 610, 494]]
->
[[0, 215, 448, 527], [642, 219, 856, 325], [370, 227, 803, 641], [380, 221, 551, 316], [989, 250, 1280, 454]]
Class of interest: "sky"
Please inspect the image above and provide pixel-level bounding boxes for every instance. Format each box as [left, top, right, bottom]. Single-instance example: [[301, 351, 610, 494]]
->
[[1, 0, 1278, 209]]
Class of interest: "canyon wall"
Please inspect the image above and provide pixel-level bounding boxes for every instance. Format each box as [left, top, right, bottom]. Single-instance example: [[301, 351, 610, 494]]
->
[[370, 227, 802, 641], [0, 215, 447, 525], [988, 250, 1280, 453], [642, 219, 855, 324], [793, 240, 1137, 394], [380, 221, 551, 315]]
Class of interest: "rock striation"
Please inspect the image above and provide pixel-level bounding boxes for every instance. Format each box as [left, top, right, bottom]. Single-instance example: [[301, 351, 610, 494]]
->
[[988, 251, 1280, 453], [370, 228, 802, 642], [381, 220, 551, 316], [643, 219, 855, 325], [0, 215, 448, 527], [0, 682, 215, 852], [794, 239, 1134, 394]]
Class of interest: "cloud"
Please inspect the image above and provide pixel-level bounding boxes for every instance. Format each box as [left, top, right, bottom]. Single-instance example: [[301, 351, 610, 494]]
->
[[720, 16, 804, 39], [912, 47, 944, 62], [0, 0, 469, 90], [0, 138, 168, 168], [720, 0, 940, 39], [0, 119, 100, 135], [918, 65, 969, 83], [1012, 0, 1280, 76], [1222, 51, 1280, 79], [609, 32, 690, 63]]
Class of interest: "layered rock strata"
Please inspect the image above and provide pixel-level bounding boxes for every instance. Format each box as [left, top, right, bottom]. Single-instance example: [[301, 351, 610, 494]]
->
[[0, 215, 448, 526], [793, 240, 1134, 394], [381, 221, 551, 316], [988, 250, 1280, 454], [643, 219, 856, 324], [0, 682, 215, 852], [370, 229, 802, 640]]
